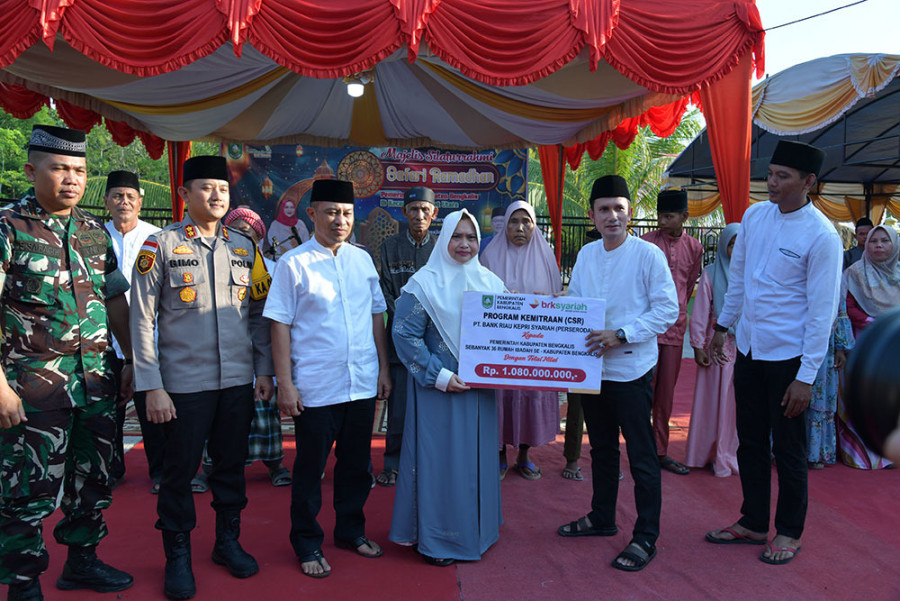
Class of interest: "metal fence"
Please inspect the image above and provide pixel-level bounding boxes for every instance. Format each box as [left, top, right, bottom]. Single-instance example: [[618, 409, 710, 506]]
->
[[78, 203, 174, 229], [535, 215, 723, 284]]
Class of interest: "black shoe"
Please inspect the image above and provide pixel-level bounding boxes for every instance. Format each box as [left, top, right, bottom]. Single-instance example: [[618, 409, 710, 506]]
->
[[7, 579, 43, 601], [211, 513, 259, 579], [162, 531, 196, 600], [56, 546, 133, 593]]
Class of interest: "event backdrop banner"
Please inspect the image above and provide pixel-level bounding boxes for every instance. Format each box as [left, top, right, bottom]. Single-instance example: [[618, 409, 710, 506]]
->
[[458, 292, 605, 393], [223, 143, 528, 260]]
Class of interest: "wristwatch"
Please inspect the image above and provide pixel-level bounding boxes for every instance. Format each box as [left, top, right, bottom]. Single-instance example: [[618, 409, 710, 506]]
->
[[713, 323, 729, 333], [615, 328, 627, 343]]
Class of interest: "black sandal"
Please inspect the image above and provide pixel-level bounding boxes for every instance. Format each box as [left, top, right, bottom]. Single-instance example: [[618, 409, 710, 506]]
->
[[335, 535, 383, 558], [557, 515, 618, 537], [612, 541, 657, 572], [422, 554, 455, 567], [298, 549, 331, 578]]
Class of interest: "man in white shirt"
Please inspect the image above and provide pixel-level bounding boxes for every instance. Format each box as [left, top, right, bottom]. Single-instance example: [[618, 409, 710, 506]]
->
[[103, 171, 162, 491], [264, 179, 391, 579], [557, 175, 678, 572], [706, 141, 842, 566]]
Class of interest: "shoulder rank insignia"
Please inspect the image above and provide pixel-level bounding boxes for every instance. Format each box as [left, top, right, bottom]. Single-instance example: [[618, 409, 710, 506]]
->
[[173, 244, 193, 255], [222, 227, 230, 241], [238, 287, 247, 301], [184, 224, 197, 239], [136, 240, 159, 275], [232, 247, 249, 257], [182, 272, 194, 284], [180, 287, 197, 303]]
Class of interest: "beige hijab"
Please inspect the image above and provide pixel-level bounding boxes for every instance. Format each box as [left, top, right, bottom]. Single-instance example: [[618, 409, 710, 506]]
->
[[480, 201, 562, 294], [842, 225, 900, 317]]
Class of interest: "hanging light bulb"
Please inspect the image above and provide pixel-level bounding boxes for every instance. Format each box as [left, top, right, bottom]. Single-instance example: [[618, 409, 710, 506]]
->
[[346, 79, 364, 97]]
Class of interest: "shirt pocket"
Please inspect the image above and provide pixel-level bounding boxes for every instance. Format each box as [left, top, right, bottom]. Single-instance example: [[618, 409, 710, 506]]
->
[[166, 268, 206, 310], [7, 270, 59, 306], [230, 262, 251, 307], [766, 248, 805, 287]]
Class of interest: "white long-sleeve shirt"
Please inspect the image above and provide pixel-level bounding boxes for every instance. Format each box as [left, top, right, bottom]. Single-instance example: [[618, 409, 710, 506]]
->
[[263, 237, 387, 407], [568, 235, 678, 382], [717, 200, 842, 384], [105, 219, 160, 359]]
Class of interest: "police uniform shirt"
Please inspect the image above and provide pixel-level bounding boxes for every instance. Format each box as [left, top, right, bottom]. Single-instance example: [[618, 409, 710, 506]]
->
[[264, 237, 387, 408], [716, 200, 843, 384], [130, 214, 273, 394], [105, 218, 160, 359]]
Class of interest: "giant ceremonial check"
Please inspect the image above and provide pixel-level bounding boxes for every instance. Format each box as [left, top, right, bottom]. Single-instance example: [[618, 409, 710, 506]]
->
[[458, 292, 605, 392]]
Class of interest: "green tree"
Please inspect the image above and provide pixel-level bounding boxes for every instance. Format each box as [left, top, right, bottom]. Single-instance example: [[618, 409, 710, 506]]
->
[[0, 106, 61, 199]]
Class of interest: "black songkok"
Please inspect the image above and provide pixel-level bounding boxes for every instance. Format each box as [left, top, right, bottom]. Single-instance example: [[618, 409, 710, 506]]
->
[[404, 186, 435, 205], [770, 140, 826, 177], [183, 156, 228, 182], [855, 217, 874, 230], [28, 125, 86, 157], [105, 170, 140, 193], [656, 189, 688, 214], [590, 175, 631, 201], [311, 179, 355, 204]]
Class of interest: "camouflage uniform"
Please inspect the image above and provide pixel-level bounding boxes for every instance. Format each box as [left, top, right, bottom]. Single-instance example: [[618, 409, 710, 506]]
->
[[0, 196, 128, 583]]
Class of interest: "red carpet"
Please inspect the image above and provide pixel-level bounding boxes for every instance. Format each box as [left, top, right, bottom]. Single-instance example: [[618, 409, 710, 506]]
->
[[41, 360, 900, 601]]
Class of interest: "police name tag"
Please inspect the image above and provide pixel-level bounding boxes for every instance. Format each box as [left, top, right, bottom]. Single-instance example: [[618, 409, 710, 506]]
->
[[458, 292, 604, 392]]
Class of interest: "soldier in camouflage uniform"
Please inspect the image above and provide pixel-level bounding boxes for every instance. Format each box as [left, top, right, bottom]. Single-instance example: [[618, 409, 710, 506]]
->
[[0, 125, 134, 601]]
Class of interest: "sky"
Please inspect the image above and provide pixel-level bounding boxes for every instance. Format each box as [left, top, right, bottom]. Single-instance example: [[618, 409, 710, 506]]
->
[[753, 0, 900, 80]]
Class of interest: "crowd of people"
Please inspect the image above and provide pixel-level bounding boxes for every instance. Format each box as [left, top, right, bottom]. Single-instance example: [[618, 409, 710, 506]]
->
[[1, 126, 898, 601]]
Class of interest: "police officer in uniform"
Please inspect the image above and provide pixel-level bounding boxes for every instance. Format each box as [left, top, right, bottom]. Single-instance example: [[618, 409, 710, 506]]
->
[[130, 156, 274, 600], [0, 125, 134, 601]]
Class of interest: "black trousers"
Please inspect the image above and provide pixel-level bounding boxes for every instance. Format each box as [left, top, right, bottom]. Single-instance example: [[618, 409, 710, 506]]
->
[[289, 398, 376, 558], [382, 363, 409, 472], [156, 385, 253, 532], [734, 352, 807, 539], [133, 391, 165, 480], [109, 356, 165, 481], [581, 369, 661, 548]]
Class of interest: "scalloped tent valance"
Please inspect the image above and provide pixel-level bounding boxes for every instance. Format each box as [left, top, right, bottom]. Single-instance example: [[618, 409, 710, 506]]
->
[[0, 0, 764, 224], [668, 53, 900, 222]]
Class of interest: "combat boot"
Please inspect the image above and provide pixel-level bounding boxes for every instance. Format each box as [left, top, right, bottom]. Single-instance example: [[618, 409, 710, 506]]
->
[[211, 512, 259, 578], [7, 578, 42, 601], [162, 531, 196, 600], [56, 546, 133, 592]]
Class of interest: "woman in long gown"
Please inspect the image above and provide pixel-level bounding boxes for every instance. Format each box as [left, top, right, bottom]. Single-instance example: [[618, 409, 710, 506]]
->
[[838, 224, 899, 469], [390, 209, 506, 565], [684, 223, 740, 477], [481, 201, 563, 480], [806, 302, 853, 469]]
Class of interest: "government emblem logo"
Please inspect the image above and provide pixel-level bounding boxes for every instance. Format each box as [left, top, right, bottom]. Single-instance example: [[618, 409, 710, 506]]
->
[[180, 287, 197, 303], [482, 295, 494, 309], [182, 273, 194, 284]]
